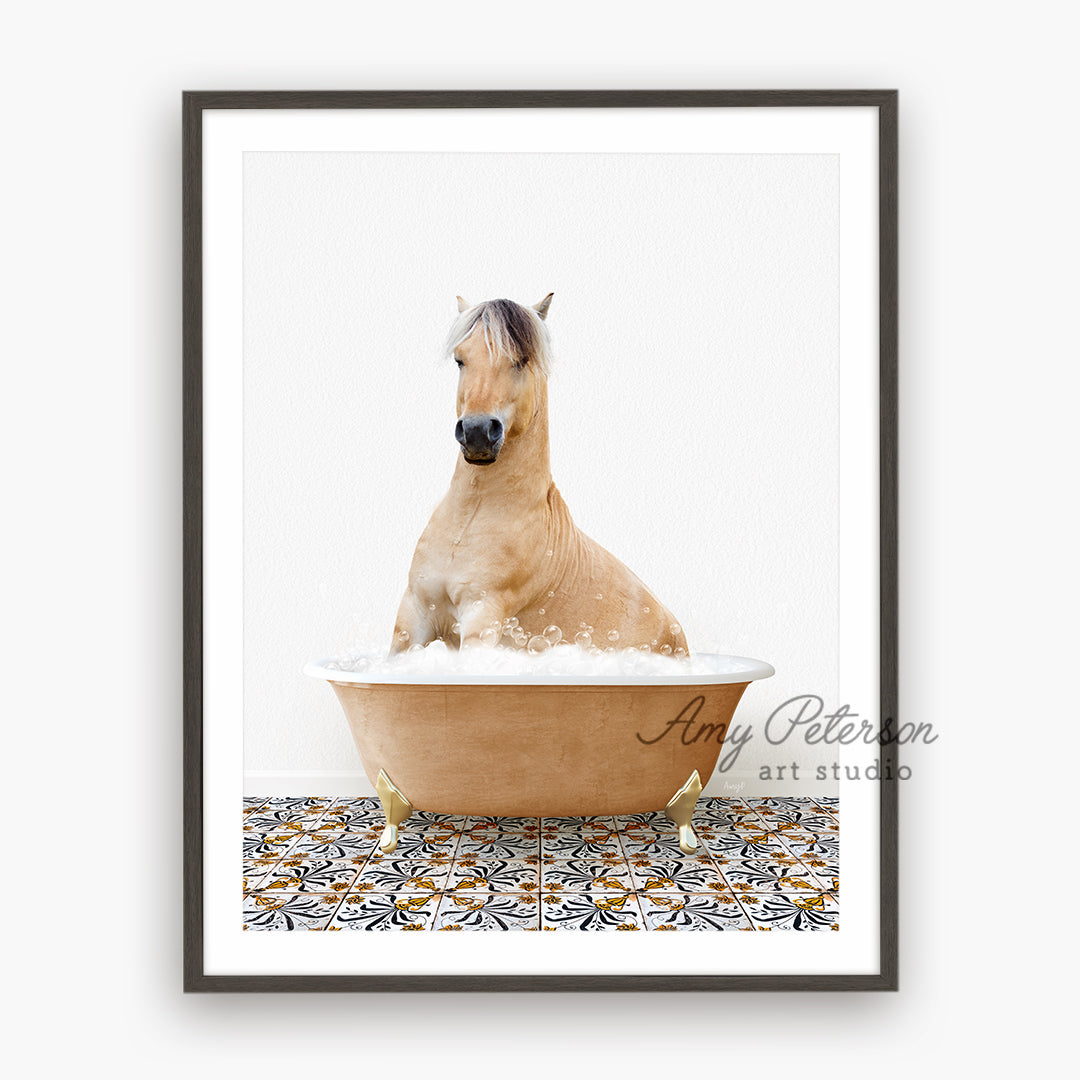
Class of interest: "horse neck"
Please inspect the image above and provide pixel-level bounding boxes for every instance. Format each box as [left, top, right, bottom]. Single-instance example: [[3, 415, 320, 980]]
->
[[450, 377, 552, 503]]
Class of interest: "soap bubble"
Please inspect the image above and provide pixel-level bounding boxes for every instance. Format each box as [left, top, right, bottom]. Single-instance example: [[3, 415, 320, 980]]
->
[[607, 629, 619, 643], [396, 629, 410, 643], [643, 606, 650, 614], [512, 627, 528, 646], [546, 549, 554, 557], [451, 621, 461, 635], [670, 623, 682, 636], [504, 616, 519, 629], [428, 603, 436, 611], [319, 633, 768, 681], [548, 591, 555, 598], [479, 627, 500, 647], [574, 630, 592, 648], [595, 592, 603, 601], [537, 608, 546, 616]]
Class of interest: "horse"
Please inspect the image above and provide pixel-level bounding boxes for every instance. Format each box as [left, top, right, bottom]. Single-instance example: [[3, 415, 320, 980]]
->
[[389, 294, 689, 658]]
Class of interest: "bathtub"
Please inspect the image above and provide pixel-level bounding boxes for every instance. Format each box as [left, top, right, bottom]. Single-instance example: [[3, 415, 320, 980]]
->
[[304, 653, 773, 853]]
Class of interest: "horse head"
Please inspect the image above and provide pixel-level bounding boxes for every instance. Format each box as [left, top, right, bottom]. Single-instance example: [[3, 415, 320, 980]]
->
[[447, 294, 553, 465]]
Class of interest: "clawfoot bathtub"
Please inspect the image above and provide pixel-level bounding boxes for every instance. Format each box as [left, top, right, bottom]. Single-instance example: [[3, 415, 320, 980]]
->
[[305, 653, 773, 854]]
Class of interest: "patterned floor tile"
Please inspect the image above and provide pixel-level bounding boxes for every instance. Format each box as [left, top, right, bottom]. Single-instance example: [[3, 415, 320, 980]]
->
[[242, 832, 303, 859], [703, 830, 793, 860], [775, 833, 840, 859], [541, 859, 635, 894], [760, 811, 840, 834], [243, 891, 342, 930], [692, 822, 750, 847], [540, 892, 645, 931], [376, 830, 459, 859], [745, 797, 821, 812], [619, 830, 710, 861], [812, 796, 840, 812], [801, 862, 840, 893], [321, 805, 389, 830], [403, 811, 470, 833], [434, 892, 539, 930], [290, 829, 382, 859], [640, 892, 755, 931], [465, 816, 541, 833], [244, 810, 328, 835], [242, 797, 839, 931], [698, 796, 754, 812], [262, 796, 335, 813], [458, 832, 540, 858], [260, 858, 362, 894], [736, 891, 840, 931], [540, 824, 617, 847], [354, 857, 452, 892], [691, 806, 768, 830], [720, 859, 822, 894], [709, 816, 775, 835], [627, 857, 732, 896], [613, 811, 672, 834], [448, 858, 541, 893], [243, 858, 279, 893], [542, 816, 617, 832], [328, 796, 381, 811], [328, 892, 440, 930], [541, 831, 625, 858]]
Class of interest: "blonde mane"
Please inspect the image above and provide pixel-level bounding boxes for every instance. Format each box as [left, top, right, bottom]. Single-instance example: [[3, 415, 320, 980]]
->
[[443, 298, 553, 376]]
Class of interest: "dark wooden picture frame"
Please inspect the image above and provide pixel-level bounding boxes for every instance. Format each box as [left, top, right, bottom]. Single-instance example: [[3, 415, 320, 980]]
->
[[183, 89, 898, 991]]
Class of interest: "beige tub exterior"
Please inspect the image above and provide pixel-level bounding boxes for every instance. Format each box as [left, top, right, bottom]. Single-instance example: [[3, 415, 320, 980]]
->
[[307, 654, 773, 818]]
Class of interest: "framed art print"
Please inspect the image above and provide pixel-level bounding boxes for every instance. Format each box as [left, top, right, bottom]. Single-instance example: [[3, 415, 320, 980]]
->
[[184, 90, 898, 990]]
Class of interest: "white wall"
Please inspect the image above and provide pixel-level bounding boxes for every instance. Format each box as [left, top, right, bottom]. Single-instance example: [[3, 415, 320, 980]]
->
[[7, 0, 1074, 1075], [242, 150, 840, 793]]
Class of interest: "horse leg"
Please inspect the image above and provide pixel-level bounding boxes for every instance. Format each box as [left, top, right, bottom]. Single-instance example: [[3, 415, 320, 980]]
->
[[455, 596, 508, 648], [389, 591, 437, 654]]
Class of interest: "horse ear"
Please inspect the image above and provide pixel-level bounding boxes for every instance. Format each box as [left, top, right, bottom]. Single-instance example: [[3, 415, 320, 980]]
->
[[456, 295, 471, 313], [532, 292, 554, 320]]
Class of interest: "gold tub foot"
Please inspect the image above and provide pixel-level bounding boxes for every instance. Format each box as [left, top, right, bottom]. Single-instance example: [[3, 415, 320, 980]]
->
[[663, 769, 703, 854], [375, 769, 414, 854]]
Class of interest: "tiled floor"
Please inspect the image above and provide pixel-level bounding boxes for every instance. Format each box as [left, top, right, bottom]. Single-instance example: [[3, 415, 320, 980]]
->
[[243, 795, 839, 931]]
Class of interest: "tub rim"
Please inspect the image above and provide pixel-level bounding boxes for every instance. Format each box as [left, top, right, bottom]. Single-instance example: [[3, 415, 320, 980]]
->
[[303, 651, 774, 687]]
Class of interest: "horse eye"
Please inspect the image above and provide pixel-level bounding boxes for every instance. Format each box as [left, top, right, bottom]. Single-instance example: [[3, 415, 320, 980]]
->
[[454, 357, 464, 367]]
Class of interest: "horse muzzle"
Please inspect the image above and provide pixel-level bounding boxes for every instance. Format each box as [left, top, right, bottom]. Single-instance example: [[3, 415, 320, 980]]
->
[[455, 414, 505, 464]]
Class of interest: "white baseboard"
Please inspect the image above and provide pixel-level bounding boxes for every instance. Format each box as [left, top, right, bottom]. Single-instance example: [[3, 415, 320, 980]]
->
[[244, 771, 376, 798], [244, 770, 838, 801], [704, 771, 839, 799]]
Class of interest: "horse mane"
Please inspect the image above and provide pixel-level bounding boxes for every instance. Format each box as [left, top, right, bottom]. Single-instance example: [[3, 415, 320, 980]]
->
[[444, 298, 553, 376]]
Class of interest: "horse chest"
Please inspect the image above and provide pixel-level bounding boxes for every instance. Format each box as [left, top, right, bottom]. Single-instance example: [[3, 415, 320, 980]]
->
[[412, 499, 547, 613]]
